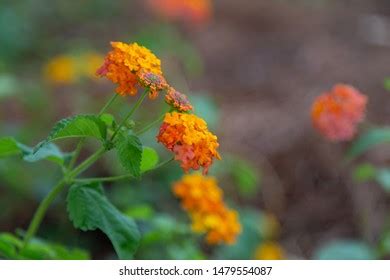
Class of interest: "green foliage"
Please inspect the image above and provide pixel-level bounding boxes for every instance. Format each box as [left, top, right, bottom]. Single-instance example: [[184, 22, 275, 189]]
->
[[67, 182, 140, 259], [116, 133, 143, 178], [384, 78, 390, 92], [124, 204, 155, 221], [34, 114, 107, 153], [353, 163, 376, 183], [100, 113, 116, 128], [0, 233, 89, 260], [347, 128, 390, 159], [0, 137, 69, 166], [140, 147, 159, 173], [231, 159, 260, 197], [375, 168, 390, 192], [314, 240, 376, 260], [0, 137, 22, 158]]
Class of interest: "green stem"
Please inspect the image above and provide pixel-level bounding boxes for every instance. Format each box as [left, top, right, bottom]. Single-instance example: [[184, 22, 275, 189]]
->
[[73, 157, 174, 184], [98, 94, 119, 116], [135, 113, 166, 136], [22, 147, 107, 248], [66, 147, 106, 180], [111, 89, 149, 140], [22, 179, 67, 247], [67, 94, 118, 170]]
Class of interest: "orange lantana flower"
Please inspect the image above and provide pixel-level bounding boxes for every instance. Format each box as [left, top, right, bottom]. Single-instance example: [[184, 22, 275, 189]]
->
[[97, 42, 163, 97], [311, 84, 367, 141], [157, 112, 220, 174], [173, 174, 241, 245]]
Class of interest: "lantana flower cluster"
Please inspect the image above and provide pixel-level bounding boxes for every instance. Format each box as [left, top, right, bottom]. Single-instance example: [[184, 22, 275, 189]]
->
[[97, 42, 164, 97], [173, 174, 241, 245], [157, 112, 220, 174], [311, 84, 367, 142]]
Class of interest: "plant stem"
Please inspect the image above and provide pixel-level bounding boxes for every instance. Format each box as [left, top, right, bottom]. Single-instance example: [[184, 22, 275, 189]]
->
[[110, 89, 149, 140], [22, 179, 67, 247], [73, 157, 174, 184], [67, 94, 118, 170], [135, 113, 166, 136], [22, 147, 107, 248], [98, 94, 118, 116]]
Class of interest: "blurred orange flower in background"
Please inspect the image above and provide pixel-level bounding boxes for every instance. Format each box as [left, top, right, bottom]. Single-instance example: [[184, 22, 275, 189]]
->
[[173, 174, 241, 245], [146, 0, 212, 25], [311, 84, 367, 142]]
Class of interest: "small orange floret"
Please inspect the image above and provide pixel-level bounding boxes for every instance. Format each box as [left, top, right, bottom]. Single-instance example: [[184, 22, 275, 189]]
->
[[146, 0, 212, 25], [165, 87, 193, 112], [172, 174, 241, 245], [311, 84, 367, 141], [97, 42, 163, 97], [157, 112, 220, 174]]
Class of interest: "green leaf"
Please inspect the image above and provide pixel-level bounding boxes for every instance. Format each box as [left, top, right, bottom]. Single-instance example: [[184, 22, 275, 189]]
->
[[231, 159, 260, 197], [34, 114, 107, 153], [384, 78, 390, 92], [23, 143, 70, 165], [67, 183, 140, 259], [0, 232, 89, 260], [0, 137, 22, 158], [376, 168, 390, 192], [314, 240, 375, 260], [124, 204, 155, 220], [353, 163, 377, 183], [116, 134, 142, 178], [140, 146, 159, 173], [347, 128, 390, 159], [100, 113, 115, 128], [0, 137, 68, 165]]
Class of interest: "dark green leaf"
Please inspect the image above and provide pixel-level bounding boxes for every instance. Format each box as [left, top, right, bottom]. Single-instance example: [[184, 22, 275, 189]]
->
[[347, 128, 390, 159], [34, 114, 107, 154], [116, 134, 142, 178], [140, 147, 159, 173], [67, 183, 140, 259]]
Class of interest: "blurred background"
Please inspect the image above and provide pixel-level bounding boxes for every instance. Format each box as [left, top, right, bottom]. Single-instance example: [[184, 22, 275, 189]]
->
[[1, 0, 390, 260]]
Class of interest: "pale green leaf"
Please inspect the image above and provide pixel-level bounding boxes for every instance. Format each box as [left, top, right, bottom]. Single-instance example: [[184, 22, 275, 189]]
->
[[347, 128, 390, 159], [34, 115, 107, 154], [376, 168, 390, 192], [314, 240, 375, 260]]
